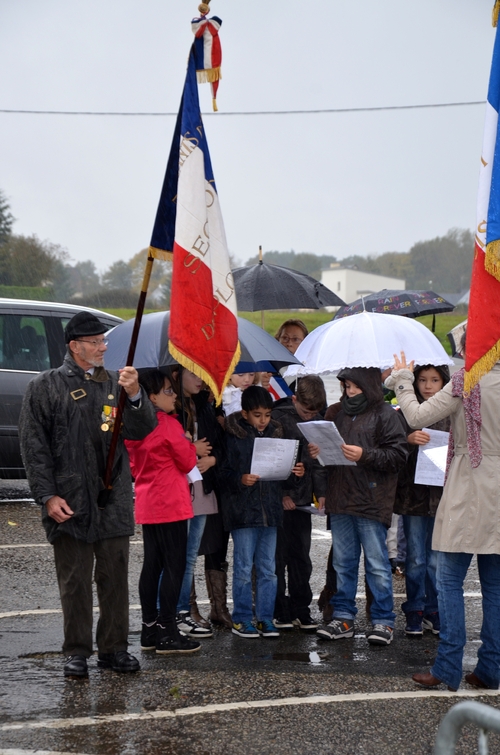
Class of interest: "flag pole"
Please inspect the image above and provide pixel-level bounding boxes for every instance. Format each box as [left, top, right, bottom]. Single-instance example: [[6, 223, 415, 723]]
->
[[99, 254, 155, 507]]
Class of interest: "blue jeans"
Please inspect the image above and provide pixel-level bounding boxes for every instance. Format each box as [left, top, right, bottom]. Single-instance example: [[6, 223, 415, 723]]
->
[[176, 514, 207, 613], [432, 551, 500, 691], [231, 527, 277, 624], [330, 514, 395, 627], [402, 515, 438, 615]]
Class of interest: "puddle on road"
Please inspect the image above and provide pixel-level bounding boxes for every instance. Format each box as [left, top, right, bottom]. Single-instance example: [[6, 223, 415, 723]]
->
[[242, 651, 329, 665]]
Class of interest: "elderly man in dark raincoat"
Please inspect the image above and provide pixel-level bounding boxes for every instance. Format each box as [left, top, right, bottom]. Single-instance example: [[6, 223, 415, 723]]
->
[[19, 312, 156, 679]]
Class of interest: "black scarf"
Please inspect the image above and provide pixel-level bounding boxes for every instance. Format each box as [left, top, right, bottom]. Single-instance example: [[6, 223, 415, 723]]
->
[[341, 392, 368, 416]]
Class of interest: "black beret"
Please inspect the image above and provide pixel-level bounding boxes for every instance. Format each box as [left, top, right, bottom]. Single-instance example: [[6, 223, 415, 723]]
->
[[65, 312, 108, 343]]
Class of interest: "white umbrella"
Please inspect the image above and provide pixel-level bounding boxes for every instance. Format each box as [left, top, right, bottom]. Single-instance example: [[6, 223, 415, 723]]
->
[[283, 311, 453, 377]]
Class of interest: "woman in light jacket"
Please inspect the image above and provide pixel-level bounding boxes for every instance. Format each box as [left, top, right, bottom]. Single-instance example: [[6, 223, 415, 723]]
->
[[388, 350, 500, 691]]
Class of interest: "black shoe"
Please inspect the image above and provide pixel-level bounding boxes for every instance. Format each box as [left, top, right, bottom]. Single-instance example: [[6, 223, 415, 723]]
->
[[64, 655, 88, 679], [141, 622, 157, 650], [293, 614, 319, 631], [97, 651, 140, 673], [156, 632, 201, 654]]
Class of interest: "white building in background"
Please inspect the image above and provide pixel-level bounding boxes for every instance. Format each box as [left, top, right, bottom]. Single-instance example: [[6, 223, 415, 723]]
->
[[320, 265, 405, 308]]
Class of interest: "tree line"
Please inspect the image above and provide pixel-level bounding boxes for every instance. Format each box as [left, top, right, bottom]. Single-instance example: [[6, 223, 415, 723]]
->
[[248, 229, 474, 294], [0, 190, 171, 307], [0, 188, 473, 308]]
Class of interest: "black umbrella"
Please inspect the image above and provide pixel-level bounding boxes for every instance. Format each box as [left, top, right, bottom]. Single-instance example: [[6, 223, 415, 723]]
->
[[104, 311, 300, 374], [232, 261, 345, 311], [334, 289, 455, 319]]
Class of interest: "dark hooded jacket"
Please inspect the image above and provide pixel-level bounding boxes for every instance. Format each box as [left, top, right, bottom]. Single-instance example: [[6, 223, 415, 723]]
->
[[324, 367, 408, 527], [178, 389, 225, 497], [19, 353, 157, 544], [271, 399, 327, 506], [394, 364, 451, 517], [219, 412, 284, 531]]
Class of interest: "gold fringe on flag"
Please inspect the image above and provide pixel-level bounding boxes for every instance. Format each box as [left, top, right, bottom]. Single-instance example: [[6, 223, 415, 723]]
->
[[168, 340, 241, 405], [196, 67, 221, 84], [464, 335, 500, 393], [149, 245, 173, 262], [484, 239, 500, 281], [494, 0, 500, 27]]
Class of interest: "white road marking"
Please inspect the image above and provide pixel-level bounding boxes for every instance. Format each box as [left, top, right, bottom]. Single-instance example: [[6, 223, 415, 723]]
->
[[1, 594, 484, 621], [0, 541, 144, 550], [311, 529, 331, 540], [2, 689, 500, 732], [0, 750, 90, 755]]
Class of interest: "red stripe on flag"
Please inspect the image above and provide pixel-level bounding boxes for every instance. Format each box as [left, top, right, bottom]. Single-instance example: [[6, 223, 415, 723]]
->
[[465, 241, 500, 372], [169, 241, 239, 393]]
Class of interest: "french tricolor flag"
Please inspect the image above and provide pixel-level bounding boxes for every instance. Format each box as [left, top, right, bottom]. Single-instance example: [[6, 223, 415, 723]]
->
[[149, 45, 240, 403], [465, 16, 500, 391], [268, 375, 294, 402]]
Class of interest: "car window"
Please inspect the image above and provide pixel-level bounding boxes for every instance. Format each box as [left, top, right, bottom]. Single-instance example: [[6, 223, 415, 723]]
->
[[0, 314, 50, 372]]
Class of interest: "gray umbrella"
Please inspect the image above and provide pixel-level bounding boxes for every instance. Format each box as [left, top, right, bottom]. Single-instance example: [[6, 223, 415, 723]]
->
[[104, 311, 300, 373], [232, 261, 345, 311]]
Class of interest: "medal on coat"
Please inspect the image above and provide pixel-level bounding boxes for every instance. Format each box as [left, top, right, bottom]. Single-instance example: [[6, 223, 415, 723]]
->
[[101, 404, 117, 432]]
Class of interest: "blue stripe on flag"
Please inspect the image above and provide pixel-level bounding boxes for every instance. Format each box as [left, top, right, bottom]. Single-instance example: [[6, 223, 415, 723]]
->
[[488, 26, 500, 113], [149, 48, 216, 253], [486, 25, 500, 247]]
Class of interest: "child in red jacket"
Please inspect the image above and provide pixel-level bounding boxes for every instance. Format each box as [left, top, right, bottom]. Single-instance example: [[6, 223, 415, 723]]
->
[[125, 368, 200, 656]]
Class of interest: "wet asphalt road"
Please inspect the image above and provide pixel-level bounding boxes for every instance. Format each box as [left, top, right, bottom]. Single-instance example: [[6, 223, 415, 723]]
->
[[1, 485, 500, 755]]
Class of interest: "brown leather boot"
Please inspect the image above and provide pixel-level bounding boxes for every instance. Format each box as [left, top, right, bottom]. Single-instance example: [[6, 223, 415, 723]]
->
[[189, 578, 211, 629], [205, 566, 233, 629]]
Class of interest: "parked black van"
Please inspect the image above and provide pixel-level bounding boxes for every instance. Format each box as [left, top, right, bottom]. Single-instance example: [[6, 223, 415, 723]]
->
[[0, 298, 122, 478]]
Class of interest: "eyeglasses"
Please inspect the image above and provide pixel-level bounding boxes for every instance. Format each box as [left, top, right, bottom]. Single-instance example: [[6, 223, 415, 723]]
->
[[162, 387, 175, 396], [75, 338, 108, 347], [279, 336, 303, 344]]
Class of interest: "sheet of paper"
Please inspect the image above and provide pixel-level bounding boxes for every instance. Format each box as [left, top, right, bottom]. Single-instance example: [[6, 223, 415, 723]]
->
[[250, 437, 299, 481], [295, 505, 327, 517], [187, 465, 203, 484], [414, 428, 450, 487], [297, 420, 356, 466]]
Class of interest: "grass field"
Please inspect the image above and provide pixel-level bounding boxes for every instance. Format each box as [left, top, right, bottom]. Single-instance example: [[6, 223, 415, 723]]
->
[[107, 308, 467, 356]]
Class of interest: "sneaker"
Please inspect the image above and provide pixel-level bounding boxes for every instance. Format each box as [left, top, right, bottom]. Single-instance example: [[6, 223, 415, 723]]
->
[[422, 612, 440, 635], [176, 611, 213, 638], [366, 624, 394, 646], [257, 619, 280, 638], [156, 631, 201, 655], [232, 621, 260, 638], [140, 621, 157, 650], [273, 617, 294, 630], [404, 610, 424, 636], [316, 618, 355, 640], [293, 614, 319, 631]]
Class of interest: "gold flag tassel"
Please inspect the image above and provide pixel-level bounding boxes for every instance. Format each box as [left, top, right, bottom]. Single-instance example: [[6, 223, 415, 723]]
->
[[484, 238, 500, 281], [196, 67, 221, 84], [494, 0, 500, 27], [169, 341, 241, 405], [464, 335, 500, 393]]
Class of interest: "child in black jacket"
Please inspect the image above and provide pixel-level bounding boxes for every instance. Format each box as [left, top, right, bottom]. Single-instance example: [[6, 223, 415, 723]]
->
[[221, 386, 304, 639]]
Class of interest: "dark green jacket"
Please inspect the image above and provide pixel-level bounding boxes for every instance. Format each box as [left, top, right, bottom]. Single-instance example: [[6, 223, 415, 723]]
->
[[19, 353, 156, 543]]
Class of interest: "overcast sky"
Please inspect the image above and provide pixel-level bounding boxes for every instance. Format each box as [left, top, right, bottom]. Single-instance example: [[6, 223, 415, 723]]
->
[[0, 1, 496, 272]]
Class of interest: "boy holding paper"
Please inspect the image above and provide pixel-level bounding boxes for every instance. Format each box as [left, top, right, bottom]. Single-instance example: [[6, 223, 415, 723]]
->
[[221, 386, 304, 638], [312, 367, 407, 646]]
